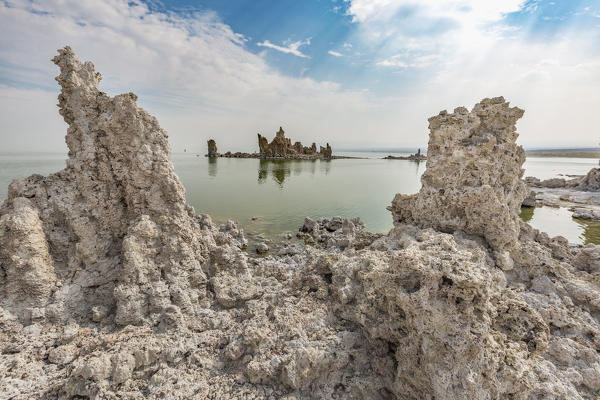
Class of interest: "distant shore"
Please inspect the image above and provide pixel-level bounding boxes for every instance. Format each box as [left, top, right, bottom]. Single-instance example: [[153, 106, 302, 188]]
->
[[526, 151, 600, 158]]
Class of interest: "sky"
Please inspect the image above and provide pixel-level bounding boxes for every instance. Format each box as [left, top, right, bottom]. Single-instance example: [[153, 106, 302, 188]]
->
[[0, 0, 599, 153]]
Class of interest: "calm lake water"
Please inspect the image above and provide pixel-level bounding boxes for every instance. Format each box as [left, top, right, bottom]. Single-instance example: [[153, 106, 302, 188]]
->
[[0, 152, 598, 245]]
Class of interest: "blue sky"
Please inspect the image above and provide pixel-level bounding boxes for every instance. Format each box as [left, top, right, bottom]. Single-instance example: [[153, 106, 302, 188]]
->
[[0, 0, 599, 152]]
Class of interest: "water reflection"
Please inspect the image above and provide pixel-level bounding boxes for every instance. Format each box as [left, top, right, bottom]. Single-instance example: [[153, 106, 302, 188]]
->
[[519, 206, 534, 222], [576, 218, 600, 245], [520, 206, 600, 245], [181, 155, 597, 245], [257, 159, 318, 187], [207, 157, 218, 177]]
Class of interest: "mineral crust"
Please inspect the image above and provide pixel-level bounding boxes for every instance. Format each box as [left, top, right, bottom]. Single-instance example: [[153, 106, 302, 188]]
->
[[389, 98, 527, 253], [1, 48, 599, 400]]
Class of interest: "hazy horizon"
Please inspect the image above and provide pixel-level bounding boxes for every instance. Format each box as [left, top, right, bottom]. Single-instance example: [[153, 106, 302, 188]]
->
[[1, 0, 600, 153]]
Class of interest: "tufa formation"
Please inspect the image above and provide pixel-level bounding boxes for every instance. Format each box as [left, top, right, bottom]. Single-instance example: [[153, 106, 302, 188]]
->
[[206, 139, 218, 157], [389, 98, 527, 253], [0, 48, 599, 399], [257, 127, 331, 158]]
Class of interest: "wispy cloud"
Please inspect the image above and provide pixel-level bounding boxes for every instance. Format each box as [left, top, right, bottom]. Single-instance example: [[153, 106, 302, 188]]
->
[[328, 50, 343, 57], [0, 0, 599, 153], [346, 0, 526, 24], [0, 1, 383, 152], [256, 38, 311, 58], [377, 53, 439, 68]]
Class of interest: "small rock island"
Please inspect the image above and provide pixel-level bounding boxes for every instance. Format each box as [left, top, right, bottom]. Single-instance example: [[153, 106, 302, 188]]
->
[[206, 127, 334, 159], [383, 148, 427, 161]]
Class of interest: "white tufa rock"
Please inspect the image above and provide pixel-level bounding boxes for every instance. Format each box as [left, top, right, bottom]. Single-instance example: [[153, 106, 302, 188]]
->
[[0, 49, 599, 400]]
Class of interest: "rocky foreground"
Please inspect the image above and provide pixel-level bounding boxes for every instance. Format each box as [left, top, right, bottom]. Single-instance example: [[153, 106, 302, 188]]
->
[[1, 47, 600, 399]]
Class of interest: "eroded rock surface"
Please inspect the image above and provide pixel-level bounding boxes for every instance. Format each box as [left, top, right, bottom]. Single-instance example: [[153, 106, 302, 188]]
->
[[207, 139, 218, 157], [526, 167, 600, 192], [389, 97, 527, 252], [577, 168, 600, 191], [1, 50, 599, 400], [258, 127, 331, 159]]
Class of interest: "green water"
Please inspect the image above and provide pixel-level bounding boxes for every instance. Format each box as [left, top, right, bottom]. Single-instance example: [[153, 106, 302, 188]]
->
[[0, 152, 598, 245], [175, 154, 426, 238]]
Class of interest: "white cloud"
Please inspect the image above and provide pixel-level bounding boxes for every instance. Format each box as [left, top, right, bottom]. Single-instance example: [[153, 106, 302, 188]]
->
[[377, 53, 439, 68], [346, 0, 525, 24], [328, 50, 343, 57], [0, 1, 387, 153], [256, 39, 311, 58], [0, 0, 599, 155], [341, 0, 600, 148]]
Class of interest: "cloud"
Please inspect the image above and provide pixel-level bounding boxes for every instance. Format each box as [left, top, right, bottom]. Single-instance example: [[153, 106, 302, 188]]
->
[[377, 53, 439, 68], [256, 38, 311, 58], [346, 0, 525, 24], [0, 1, 387, 153], [328, 50, 343, 57], [341, 0, 600, 148], [0, 0, 599, 155]]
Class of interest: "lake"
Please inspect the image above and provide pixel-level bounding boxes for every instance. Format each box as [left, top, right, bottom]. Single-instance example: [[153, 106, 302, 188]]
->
[[1, 152, 598, 246]]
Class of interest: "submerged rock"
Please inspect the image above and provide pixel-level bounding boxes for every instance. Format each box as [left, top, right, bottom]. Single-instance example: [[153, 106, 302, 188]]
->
[[1, 50, 599, 400], [255, 242, 269, 254], [522, 190, 537, 207]]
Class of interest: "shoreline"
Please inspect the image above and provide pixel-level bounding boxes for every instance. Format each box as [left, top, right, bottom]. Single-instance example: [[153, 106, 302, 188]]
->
[[526, 151, 600, 158]]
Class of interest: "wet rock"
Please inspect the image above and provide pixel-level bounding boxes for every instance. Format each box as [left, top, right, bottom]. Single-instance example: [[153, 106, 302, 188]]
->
[[572, 207, 600, 220], [522, 190, 537, 207], [256, 243, 269, 254], [539, 178, 567, 188]]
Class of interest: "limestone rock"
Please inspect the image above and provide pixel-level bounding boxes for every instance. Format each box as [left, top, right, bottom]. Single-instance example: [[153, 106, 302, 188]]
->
[[207, 139, 218, 157], [0, 46, 213, 325], [389, 97, 527, 252], [255, 242, 269, 254], [577, 168, 600, 191], [0, 197, 57, 313], [1, 49, 599, 400], [257, 126, 331, 158], [525, 168, 599, 192], [522, 190, 537, 207]]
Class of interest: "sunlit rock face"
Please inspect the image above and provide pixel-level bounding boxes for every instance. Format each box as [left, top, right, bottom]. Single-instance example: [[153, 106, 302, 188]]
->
[[389, 97, 527, 252], [0, 46, 214, 326]]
